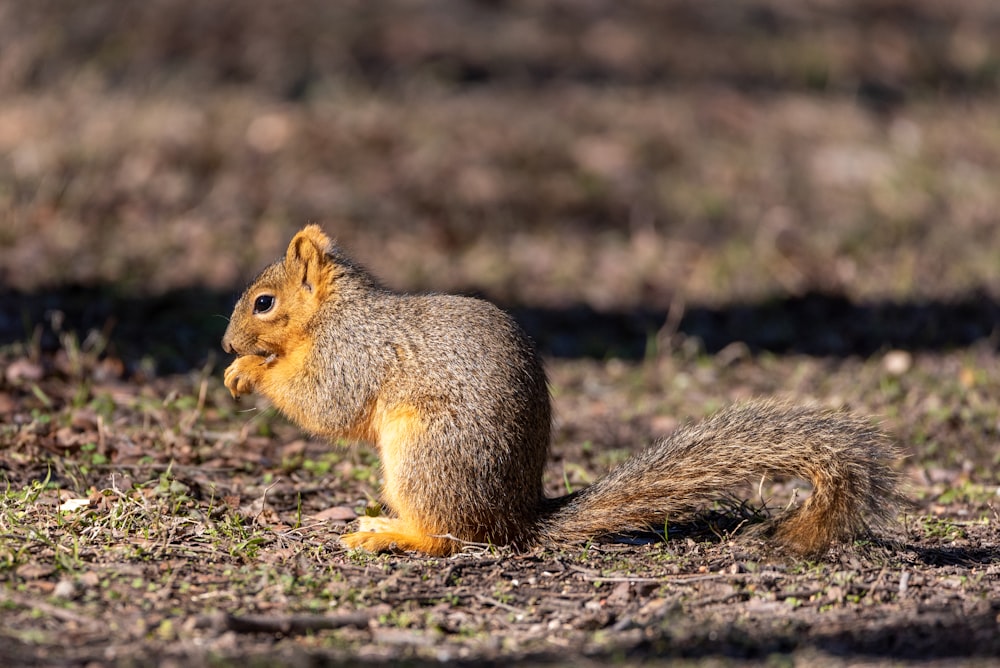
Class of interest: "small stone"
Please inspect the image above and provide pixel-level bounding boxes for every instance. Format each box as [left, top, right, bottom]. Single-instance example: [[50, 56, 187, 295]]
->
[[53, 579, 77, 599], [5, 358, 43, 383], [882, 350, 912, 376]]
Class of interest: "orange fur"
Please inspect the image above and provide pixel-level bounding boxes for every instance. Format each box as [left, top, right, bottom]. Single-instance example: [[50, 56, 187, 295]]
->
[[370, 403, 423, 512], [341, 516, 457, 556], [255, 338, 322, 431], [341, 401, 462, 555]]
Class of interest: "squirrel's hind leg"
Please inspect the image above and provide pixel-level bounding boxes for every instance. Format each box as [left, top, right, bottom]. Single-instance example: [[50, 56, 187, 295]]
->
[[341, 516, 459, 556]]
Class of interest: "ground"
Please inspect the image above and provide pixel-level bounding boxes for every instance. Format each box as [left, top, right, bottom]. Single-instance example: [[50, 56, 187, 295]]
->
[[1, 1, 999, 666]]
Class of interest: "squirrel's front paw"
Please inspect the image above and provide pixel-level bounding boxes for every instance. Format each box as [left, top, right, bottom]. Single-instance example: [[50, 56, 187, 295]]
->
[[224, 355, 265, 398]]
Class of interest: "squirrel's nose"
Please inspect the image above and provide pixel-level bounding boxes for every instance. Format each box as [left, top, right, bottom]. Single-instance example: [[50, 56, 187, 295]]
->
[[221, 331, 234, 354]]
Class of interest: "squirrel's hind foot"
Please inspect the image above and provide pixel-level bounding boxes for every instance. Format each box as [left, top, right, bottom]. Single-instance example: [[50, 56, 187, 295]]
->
[[341, 516, 460, 556]]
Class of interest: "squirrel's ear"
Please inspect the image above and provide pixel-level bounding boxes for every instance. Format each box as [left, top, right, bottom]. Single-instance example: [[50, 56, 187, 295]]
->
[[285, 225, 333, 294]]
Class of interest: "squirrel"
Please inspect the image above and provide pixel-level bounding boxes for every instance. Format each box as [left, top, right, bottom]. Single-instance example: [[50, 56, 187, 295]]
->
[[222, 225, 902, 557]]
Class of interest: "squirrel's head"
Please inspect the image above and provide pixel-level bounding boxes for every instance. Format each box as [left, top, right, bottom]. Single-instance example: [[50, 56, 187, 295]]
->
[[222, 225, 341, 359]]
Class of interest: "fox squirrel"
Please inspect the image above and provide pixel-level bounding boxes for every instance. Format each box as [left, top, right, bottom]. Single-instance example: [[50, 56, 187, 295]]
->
[[222, 225, 901, 557]]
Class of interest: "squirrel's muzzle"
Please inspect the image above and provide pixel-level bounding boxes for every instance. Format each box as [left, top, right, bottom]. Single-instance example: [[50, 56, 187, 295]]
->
[[221, 327, 236, 355]]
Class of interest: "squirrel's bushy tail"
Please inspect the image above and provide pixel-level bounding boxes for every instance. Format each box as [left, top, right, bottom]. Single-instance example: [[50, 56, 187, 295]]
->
[[537, 400, 902, 556]]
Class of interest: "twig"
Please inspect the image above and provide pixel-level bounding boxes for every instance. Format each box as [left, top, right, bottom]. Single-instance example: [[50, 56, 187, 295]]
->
[[255, 477, 281, 523], [898, 569, 910, 597], [0, 590, 100, 629], [866, 566, 888, 602], [570, 564, 786, 585], [774, 588, 822, 601], [93, 464, 240, 474], [475, 594, 528, 617], [197, 611, 371, 635], [578, 575, 666, 584]]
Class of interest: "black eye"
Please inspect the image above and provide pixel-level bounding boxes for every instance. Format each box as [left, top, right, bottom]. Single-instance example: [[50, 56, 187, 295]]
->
[[253, 294, 275, 314]]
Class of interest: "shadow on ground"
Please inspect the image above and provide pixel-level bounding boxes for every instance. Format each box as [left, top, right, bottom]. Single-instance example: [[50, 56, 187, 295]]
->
[[511, 290, 1000, 359], [0, 286, 237, 376], [2, 286, 998, 373], [3, 603, 996, 667]]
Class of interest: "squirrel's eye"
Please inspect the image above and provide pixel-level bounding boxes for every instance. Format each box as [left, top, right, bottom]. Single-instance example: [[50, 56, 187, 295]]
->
[[253, 294, 275, 314]]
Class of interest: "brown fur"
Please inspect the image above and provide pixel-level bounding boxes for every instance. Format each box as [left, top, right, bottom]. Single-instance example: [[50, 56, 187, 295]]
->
[[223, 225, 903, 557]]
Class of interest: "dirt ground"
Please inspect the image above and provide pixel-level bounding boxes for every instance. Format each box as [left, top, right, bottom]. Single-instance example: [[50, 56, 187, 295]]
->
[[1, 1, 999, 666]]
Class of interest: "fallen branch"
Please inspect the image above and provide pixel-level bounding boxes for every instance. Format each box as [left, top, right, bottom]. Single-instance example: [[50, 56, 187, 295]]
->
[[197, 611, 371, 635]]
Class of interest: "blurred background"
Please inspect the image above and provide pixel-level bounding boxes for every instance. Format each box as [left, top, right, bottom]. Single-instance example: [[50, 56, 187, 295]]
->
[[2, 0, 1000, 372]]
